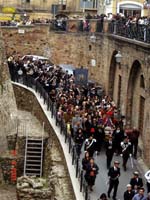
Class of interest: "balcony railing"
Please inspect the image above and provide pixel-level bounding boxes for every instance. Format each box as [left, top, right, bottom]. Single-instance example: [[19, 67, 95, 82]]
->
[[108, 21, 150, 43], [49, 19, 150, 43]]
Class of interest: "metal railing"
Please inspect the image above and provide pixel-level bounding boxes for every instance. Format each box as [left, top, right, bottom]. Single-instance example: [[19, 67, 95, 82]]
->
[[50, 19, 104, 34], [11, 72, 90, 200], [108, 20, 150, 43], [49, 19, 150, 43]]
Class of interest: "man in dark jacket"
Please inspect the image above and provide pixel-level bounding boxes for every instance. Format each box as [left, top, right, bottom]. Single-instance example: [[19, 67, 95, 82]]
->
[[120, 136, 132, 171], [107, 161, 120, 200], [124, 184, 135, 200], [105, 135, 115, 169], [84, 135, 97, 157], [130, 171, 143, 189]]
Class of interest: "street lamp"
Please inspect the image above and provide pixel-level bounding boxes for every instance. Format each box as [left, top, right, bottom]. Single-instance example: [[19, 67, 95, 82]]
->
[[115, 51, 122, 64]]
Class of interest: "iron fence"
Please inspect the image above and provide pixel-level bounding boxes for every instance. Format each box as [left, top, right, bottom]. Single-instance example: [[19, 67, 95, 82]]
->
[[108, 20, 150, 43]]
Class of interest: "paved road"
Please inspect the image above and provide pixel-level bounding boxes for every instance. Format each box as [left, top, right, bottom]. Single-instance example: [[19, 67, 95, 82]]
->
[[79, 148, 143, 200]]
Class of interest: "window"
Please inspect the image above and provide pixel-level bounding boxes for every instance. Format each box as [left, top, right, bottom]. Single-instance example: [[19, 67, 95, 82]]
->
[[80, 0, 98, 9], [140, 75, 145, 88], [59, 0, 67, 5]]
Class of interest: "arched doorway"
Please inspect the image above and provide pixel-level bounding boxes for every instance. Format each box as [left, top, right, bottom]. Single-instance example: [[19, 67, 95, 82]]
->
[[108, 50, 118, 98], [126, 60, 145, 134]]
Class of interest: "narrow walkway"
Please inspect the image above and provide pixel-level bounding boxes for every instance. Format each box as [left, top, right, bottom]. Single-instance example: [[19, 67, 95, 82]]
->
[[81, 150, 140, 200], [12, 82, 147, 200]]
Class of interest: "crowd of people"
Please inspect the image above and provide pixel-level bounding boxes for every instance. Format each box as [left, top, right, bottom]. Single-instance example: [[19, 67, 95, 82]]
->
[[7, 54, 150, 200], [0, 18, 51, 27], [1, 12, 150, 42]]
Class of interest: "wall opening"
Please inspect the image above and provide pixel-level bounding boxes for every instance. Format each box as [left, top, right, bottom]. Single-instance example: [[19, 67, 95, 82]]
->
[[126, 60, 145, 133], [108, 50, 118, 98]]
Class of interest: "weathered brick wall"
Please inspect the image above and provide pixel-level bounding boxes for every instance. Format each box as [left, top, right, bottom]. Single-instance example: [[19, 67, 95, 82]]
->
[[0, 31, 17, 153]]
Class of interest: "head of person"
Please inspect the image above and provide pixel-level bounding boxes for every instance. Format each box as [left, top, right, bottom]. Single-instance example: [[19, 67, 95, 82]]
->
[[78, 128, 83, 134], [124, 136, 129, 143], [134, 185, 138, 190], [126, 184, 132, 191], [138, 188, 145, 196], [116, 127, 120, 132], [89, 135, 93, 140], [85, 151, 89, 159], [114, 160, 120, 167], [133, 171, 139, 178], [89, 158, 94, 165], [99, 193, 107, 200]]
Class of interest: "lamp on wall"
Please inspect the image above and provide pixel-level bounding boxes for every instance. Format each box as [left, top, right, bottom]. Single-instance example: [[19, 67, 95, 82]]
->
[[90, 34, 96, 43], [115, 51, 122, 63]]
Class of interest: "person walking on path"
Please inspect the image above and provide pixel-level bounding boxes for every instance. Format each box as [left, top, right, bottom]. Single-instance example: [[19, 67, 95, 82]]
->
[[133, 188, 147, 200], [105, 135, 115, 169], [85, 158, 99, 191], [120, 136, 132, 171], [123, 184, 135, 200], [130, 171, 143, 190], [84, 135, 97, 157], [107, 160, 120, 200], [145, 169, 150, 193]]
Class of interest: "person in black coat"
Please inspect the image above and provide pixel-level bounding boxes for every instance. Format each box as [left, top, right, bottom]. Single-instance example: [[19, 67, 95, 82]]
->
[[113, 127, 124, 155], [85, 158, 99, 191], [124, 184, 135, 200], [120, 136, 132, 171], [75, 128, 84, 157], [84, 135, 97, 157], [105, 135, 115, 169], [107, 161, 120, 200], [82, 151, 90, 171], [130, 171, 143, 189]]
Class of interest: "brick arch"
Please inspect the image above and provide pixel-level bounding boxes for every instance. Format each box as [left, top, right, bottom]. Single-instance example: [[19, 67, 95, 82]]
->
[[126, 60, 145, 130], [108, 50, 118, 97]]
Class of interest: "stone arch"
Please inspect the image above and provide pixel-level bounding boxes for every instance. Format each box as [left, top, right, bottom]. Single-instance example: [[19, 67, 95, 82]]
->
[[126, 60, 145, 132], [108, 50, 118, 97]]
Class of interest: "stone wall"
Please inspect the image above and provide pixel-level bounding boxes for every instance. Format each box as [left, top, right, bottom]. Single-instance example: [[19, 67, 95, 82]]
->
[[0, 154, 17, 184], [13, 84, 76, 200], [0, 31, 17, 153], [16, 176, 52, 200]]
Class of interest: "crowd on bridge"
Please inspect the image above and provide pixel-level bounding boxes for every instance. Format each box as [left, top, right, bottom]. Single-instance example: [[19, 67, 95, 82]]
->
[[7, 54, 150, 200]]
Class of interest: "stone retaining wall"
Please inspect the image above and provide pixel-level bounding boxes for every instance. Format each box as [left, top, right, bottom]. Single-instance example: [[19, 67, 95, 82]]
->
[[13, 84, 76, 200]]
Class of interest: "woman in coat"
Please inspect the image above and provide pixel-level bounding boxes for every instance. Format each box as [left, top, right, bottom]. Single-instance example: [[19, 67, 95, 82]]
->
[[85, 158, 99, 191]]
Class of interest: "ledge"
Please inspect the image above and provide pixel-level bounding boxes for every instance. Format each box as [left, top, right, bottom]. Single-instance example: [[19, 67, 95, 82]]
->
[[106, 33, 150, 49]]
